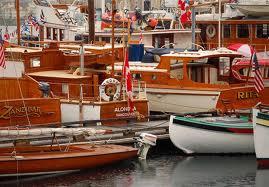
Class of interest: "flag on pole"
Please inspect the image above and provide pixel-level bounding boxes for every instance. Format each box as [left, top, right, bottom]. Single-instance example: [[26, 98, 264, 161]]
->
[[3, 27, 10, 40], [252, 52, 264, 93], [0, 45, 6, 69], [122, 48, 134, 112], [40, 9, 46, 24]]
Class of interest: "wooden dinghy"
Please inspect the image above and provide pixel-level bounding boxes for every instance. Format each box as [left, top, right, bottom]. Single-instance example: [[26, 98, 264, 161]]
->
[[169, 114, 254, 154], [253, 104, 269, 169], [0, 144, 138, 177]]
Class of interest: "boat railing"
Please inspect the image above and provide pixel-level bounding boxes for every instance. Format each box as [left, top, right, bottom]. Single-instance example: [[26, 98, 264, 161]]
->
[[206, 42, 269, 52], [47, 80, 147, 102]]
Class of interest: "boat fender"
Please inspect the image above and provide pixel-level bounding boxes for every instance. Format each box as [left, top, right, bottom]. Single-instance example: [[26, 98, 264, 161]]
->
[[206, 25, 216, 38], [100, 78, 121, 101]]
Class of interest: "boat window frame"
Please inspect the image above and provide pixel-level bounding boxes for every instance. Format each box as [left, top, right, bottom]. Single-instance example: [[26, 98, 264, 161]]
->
[[30, 57, 41, 68], [223, 24, 231, 38], [256, 24, 269, 38], [236, 24, 249, 38]]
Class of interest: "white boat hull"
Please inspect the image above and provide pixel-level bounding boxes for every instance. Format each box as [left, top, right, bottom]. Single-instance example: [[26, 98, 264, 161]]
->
[[146, 88, 220, 114], [169, 116, 254, 154], [253, 108, 269, 168], [236, 5, 269, 17]]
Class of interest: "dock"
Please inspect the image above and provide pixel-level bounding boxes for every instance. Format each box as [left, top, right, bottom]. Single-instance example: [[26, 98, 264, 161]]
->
[[0, 119, 169, 147]]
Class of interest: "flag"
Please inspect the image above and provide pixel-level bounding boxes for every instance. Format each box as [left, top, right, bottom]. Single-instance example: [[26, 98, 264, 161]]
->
[[0, 45, 6, 69], [40, 9, 46, 24], [122, 48, 134, 112], [252, 52, 264, 93], [3, 27, 10, 40]]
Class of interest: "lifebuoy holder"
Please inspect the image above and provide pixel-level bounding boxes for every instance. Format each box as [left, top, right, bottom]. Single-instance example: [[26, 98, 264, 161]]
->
[[206, 25, 216, 38], [100, 78, 121, 101]]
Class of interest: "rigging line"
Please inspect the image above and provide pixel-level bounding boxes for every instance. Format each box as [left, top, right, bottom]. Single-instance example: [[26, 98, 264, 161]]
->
[[7, 47, 32, 127]]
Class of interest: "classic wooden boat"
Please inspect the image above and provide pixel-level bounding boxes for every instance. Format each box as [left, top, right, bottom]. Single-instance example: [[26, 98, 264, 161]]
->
[[0, 127, 156, 177], [0, 143, 138, 177], [109, 48, 269, 114], [253, 104, 269, 169], [0, 49, 61, 127], [3, 42, 149, 125], [231, 52, 269, 81], [169, 114, 254, 154]]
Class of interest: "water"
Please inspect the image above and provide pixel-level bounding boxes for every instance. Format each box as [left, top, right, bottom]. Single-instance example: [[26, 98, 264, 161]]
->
[[1, 154, 267, 187]]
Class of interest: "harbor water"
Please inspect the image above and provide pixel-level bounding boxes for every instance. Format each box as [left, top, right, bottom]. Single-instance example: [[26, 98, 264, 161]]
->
[[0, 141, 266, 187]]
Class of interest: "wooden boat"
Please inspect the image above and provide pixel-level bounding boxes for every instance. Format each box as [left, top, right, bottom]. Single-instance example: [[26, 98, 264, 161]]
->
[[253, 104, 269, 169], [0, 126, 156, 177], [169, 114, 254, 154], [3, 42, 149, 125], [109, 48, 269, 114], [193, 1, 269, 52], [0, 143, 138, 177], [232, 52, 269, 81]]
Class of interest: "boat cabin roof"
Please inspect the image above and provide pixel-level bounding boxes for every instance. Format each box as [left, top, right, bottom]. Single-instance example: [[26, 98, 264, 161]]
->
[[162, 48, 241, 60], [27, 70, 91, 79]]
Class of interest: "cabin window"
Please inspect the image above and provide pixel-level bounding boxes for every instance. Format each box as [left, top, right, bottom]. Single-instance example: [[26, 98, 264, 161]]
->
[[62, 84, 69, 95], [30, 57, 40, 67], [60, 29, 64, 41], [223, 24, 231, 38], [53, 28, 58, 40], [237, 24, 249, 38], [46, 27, 51, 39], [132, 73, 142, 80], [256, 24, 269, 38], [170, 60, 183, 80]]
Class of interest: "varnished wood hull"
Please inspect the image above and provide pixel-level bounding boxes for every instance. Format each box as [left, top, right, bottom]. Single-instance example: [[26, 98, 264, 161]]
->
[[0, 144, 138, 177]]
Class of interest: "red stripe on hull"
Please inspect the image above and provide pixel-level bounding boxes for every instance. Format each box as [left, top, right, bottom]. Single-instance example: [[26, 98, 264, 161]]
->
[[257, 159, 269, 169], [227, 128, 253, 134]]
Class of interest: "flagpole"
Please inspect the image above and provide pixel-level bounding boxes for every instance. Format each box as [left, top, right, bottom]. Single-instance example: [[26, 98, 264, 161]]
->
[[218, 0, 221, 48], [16, 0, 21, 46], [111, 0, 116, 77]]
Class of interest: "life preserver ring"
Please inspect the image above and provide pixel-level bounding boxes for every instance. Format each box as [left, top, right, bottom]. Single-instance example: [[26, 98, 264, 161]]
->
[[100, 78, 120, 101], [206, 25, 216, 38]]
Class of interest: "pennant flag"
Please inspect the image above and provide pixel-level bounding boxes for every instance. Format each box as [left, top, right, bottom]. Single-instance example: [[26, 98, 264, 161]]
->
[[0, 45, 6, 69], [252, 52, 264, 93], [122, 48, 134, 112]]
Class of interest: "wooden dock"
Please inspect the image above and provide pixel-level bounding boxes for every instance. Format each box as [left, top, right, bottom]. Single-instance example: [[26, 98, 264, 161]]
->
[[0, 119, 169, 147]]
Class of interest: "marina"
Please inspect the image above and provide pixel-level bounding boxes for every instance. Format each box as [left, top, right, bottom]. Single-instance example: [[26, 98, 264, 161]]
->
[[1, 0, 269, 185]]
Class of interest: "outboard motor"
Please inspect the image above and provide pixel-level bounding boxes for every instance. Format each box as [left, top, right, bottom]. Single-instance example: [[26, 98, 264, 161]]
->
[[39, 82, 50, 98], [135, 133, 157, 160]]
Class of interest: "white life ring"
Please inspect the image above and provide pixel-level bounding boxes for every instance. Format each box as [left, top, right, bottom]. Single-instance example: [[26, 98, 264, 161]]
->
[[206, 25, 216, 38], [100, 78, 121, 101]]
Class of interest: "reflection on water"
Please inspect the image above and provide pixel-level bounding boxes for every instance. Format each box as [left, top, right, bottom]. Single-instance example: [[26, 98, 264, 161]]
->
[[1, 155, 266, 187]]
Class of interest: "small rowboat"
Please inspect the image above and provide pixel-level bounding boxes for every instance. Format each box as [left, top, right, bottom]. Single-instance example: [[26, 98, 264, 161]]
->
[[0, 144, 138, 177], [169, 115, 254, 154]]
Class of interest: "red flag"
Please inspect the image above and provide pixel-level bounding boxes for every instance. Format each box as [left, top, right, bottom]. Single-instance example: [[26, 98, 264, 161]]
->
[[0, 45, 6, 69], [123, 48, 134, 112], [252, 52, 264, 93]]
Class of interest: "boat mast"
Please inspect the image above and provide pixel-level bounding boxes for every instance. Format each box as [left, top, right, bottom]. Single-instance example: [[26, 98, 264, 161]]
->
[[111, 0, 116, 76], [16, 0, 21, 46], [218, 0, 221, 48], [88, 0, 95, 43]]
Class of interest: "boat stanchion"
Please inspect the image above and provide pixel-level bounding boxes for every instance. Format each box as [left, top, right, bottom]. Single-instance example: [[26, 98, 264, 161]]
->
[[135, 133, 157, 160]]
